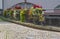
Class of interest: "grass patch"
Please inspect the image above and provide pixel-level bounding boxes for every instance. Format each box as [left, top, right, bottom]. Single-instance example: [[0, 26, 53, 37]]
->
[[0, 18, 5, 21]]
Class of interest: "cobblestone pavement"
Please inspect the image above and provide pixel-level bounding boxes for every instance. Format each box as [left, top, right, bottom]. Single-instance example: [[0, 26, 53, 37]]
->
[[0, 22, 60, 39]]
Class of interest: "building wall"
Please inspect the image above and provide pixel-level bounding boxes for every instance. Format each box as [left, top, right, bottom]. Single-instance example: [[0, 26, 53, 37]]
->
[[4, 0, 60, 10], [0, 0, 3, 9], [4, 0, 24, 10], [54, 9, 60, 13]]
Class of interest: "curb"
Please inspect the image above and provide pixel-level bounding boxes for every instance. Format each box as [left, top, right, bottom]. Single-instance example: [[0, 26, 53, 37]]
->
[[0, 16, 60, 32]]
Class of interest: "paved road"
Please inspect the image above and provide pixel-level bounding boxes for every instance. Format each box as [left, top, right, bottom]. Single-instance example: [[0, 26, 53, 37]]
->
[[0, 21, 60, 39]]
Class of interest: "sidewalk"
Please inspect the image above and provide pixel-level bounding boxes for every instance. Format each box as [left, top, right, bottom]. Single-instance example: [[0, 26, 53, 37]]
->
[[0, 21, 60, 39], [0, 16, 60, 32]]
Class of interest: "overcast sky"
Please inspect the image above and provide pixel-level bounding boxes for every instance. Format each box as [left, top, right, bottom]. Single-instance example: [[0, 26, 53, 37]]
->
[[0, 0, 59, 10]]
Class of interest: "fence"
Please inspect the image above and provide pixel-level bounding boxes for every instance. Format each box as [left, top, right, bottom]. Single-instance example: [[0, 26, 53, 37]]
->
[[44, 9, 60, 26]]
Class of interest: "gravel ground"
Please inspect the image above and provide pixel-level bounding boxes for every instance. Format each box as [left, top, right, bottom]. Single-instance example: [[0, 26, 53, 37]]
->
[[0, 22, 60, 39]]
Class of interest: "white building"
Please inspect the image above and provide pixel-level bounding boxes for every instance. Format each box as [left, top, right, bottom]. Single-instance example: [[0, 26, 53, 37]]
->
[[4, 0, 60, 8], [0, 0, 3, 9], [3, 0, 60, 12]]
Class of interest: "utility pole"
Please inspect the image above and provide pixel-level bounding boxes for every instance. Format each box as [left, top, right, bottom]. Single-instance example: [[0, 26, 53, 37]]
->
[[25, 0, 27, 3], [2, 0, 4, 10], [24, 0, 27, 9], [2, 0, 4, 15]]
